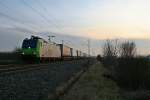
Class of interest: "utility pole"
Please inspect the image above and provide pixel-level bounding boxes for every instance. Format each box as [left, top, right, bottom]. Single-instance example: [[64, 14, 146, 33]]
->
[[62, 40, 64, 45], [48, 35, 55, 43], [88, 39, 90, 57]]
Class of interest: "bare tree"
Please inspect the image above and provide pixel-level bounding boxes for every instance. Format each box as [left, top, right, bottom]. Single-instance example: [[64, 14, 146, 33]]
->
[[102, 39, 118, 58], [119, 41, 136, 58]]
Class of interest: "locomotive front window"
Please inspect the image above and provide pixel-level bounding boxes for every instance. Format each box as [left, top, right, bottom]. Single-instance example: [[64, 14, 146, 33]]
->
[[22, 39, 37, 48]]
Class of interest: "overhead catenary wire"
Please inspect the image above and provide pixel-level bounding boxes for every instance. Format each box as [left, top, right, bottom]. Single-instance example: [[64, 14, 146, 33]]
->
[[35, 0, 63, 31], [21, 0, 71, 44], [0, 0, 64, 35], [21, 0, 64, 34], [0, 0, 59, 38], [0, 11, 37, 34], [1, 0, 69, 37], [0, 1, 39, 33]]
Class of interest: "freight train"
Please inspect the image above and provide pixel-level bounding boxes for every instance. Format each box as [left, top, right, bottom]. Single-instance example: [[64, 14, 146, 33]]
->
[[21, 36, 88, 62]]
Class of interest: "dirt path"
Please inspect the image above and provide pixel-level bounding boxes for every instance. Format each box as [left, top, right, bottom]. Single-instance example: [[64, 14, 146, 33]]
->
[[60, 62, 123, 100]]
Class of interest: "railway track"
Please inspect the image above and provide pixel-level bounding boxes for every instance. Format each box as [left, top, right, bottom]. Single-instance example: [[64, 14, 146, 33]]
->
[[0, 59, 88, 74], [0, 63, 49, 74], [0, 61, 66, 74]]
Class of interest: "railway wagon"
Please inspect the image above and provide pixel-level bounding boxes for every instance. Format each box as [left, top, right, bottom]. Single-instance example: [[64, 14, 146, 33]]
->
[[83, 53, 88, 57], [59, 44, 73, 60], [80, 52, 84, 57], [76, 50, 81, 58], [79, 51, 82, 57], [76, 50, 88, 58], [21, 36, 61, 62], [72, 49, 78, 59]]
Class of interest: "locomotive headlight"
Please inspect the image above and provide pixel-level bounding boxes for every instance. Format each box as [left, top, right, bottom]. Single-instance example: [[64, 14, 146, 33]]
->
[[22, 52, 24, 55]]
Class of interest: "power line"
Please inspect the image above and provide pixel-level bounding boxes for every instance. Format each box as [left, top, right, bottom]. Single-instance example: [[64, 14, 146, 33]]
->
[[20, 0, 74, 44], [0, 11, 37, 34], [36, 0, 63, 30], [88, 39, 91, 56], [0, 1, 39, 33], [21, 0, 63, 33], [21, 0, 52, 32], [36, 0, 76, 40], [0, 0, 62, 38], [36, 0, 48, 12]]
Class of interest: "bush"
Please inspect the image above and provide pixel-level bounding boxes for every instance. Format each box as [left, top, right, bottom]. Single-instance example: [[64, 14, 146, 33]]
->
[[101, 40, 150, 90], [96, 55, 102, 62], [101, 39, 118, 70], [114, 57, 150, 90]]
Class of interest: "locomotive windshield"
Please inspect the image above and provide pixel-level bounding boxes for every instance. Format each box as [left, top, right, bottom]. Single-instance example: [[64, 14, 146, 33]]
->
[[22, 39, 37, 48]]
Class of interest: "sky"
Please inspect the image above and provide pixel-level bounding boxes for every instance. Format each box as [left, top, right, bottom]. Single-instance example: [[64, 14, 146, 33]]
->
[[0, 0, 150, 55]]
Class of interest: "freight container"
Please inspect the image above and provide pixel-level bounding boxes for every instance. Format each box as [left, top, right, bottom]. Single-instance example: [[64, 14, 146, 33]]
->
[[39, 40, 61, 58], [59, 44, 72, 58]]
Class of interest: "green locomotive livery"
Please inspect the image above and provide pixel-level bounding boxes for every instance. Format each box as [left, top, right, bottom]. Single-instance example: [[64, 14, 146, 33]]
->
[[21, 36, 61, 61]]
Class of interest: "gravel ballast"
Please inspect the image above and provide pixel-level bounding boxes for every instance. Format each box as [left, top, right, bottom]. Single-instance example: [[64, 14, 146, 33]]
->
[[0, 59, 92, 100]]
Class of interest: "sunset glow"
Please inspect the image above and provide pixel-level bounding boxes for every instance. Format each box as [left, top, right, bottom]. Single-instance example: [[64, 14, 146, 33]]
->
[[74, 0, 150, 39]]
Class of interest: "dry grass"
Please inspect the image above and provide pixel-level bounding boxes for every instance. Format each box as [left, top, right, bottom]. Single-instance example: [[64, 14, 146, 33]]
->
[[60, 62, 123, 100]]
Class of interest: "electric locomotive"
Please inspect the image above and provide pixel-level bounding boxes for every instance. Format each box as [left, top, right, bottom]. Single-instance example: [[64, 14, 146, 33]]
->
[[21, 36, 61, 62]]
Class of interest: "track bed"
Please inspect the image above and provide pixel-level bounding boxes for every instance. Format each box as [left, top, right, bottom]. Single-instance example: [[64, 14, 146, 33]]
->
[[0, 59, 94, 100]]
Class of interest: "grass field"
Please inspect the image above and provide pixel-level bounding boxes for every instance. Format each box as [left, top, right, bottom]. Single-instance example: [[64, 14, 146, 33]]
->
[[61, 62, 123, 100]]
